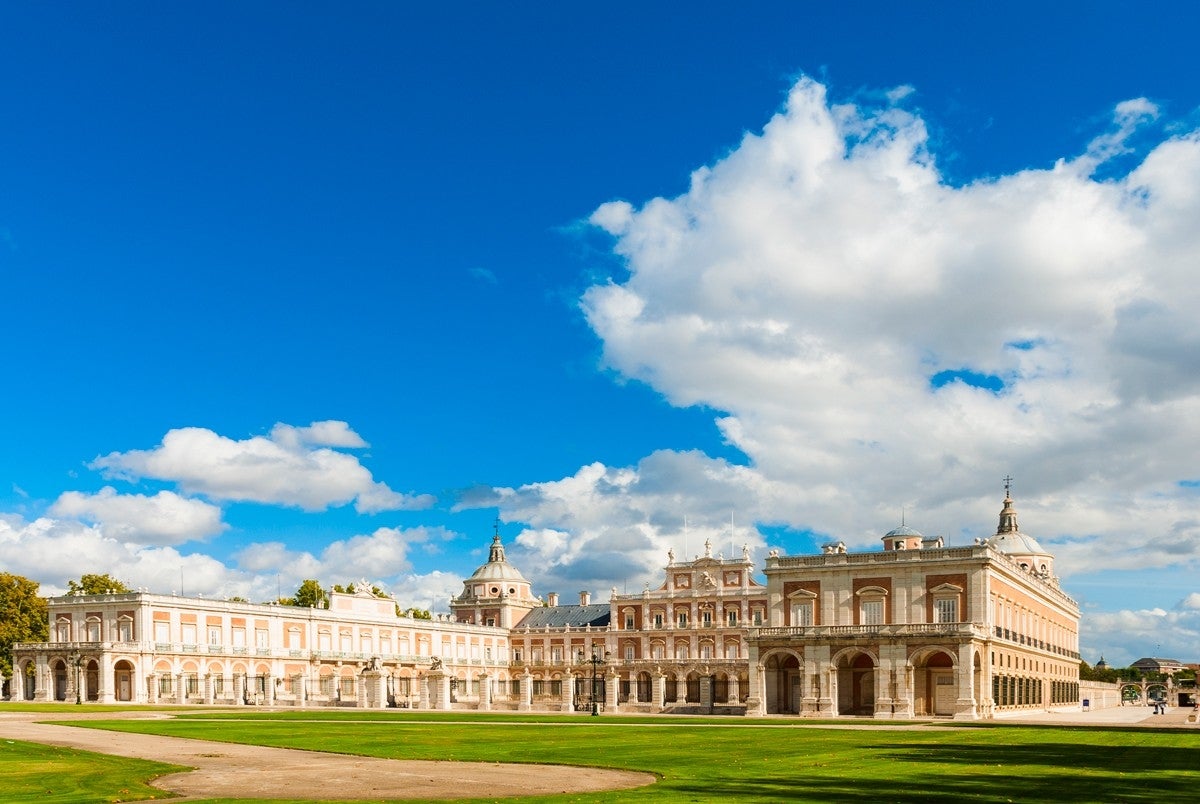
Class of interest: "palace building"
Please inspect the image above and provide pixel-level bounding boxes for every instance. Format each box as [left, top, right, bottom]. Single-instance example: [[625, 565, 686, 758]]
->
[[9, 490, 1080, 719]]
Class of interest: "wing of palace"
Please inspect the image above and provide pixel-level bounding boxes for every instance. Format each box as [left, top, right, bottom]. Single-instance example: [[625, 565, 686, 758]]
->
[[9, 491, 1080, 719]]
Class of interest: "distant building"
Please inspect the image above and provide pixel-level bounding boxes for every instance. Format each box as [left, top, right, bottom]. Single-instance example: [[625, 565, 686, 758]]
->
[[1130, 657, 1185, 675], [11, 489, 1081, 719]]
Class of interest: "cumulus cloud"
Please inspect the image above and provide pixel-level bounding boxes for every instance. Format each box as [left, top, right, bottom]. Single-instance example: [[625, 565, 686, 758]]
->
[[91, 421, 433, 513], [473, 451, 780, 595], [49, 486, 226, 545], [459, 76, 1200, 635], [232, 525, 455, 599], [0, 513, 249, 597]]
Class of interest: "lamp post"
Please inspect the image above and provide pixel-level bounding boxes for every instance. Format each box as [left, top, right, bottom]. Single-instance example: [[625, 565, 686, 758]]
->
[[69, 650, 82, 705], [579, 648, 608, 716]]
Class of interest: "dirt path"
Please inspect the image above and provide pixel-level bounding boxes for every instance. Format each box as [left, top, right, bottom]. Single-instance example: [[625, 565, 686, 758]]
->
[[0, 711, 656, 801]]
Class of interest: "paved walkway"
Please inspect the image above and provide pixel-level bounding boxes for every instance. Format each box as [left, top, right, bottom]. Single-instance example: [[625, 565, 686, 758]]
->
[[0, 710, 656, 801], [998, 704, 1197, 728]]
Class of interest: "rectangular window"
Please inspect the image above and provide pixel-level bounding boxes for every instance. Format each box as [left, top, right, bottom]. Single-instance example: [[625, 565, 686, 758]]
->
[[653, 613, 664, 629], [255, 628, 269, 648], [154, 622, 170, 643], [727, 610, 738, 627], [701, 611, 712, 627], [752, 610, 763, 626], [181, 624, 197, 646], [792, 602, 814, 627], [624, 645, 635, 661], [861, 600, 884, 626], [551, 647, 562, 663], [86, 621, 101, 641], [232, 627, 246, 648], [117, 619, 133, 642], [625, 615, 635, 629], [208, 627, 222, 645], [677, 612, 688, 628], [936, 598, 958, 623]]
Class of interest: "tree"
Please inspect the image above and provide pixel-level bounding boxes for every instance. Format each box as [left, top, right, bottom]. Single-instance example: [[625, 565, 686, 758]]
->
[[293, 579, 329, 609], [67, 573, 130, 595], [0, 573, 49, 679], [398, 606, 432, 620]]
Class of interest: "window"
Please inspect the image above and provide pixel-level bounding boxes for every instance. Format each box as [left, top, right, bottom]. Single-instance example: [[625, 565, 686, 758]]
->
[[752, 610, 763, 626], [936, 598, 958, 623], [56, 619, 71, 642], [653, 613, 664, 629], [290, 629, 303, 649], [725, 642, 740, 659], [512, 648, 522, 662], [117, 618, 133, 642], [551, 647, 562, 663], [358, 634, 371, 653], [232, 627, 246, 648], [255, 628, 269, 648], [625, 614, 635, 629], [861, 600, 884, 626], [700, 644, 713, 659], [792, 602, 814, 626], [319, 631, 332, 651], [86, 618, 101, 642], [727, 610, 738, 627], [677, 612, 688, 628], [181, 624, 197, 646], [154, 622, 170, 643], [624, 645, 635, 661], [701, 610, 713, 627], [856, 586, 888, 626], [208, 627, 222, 646], [675, 644, 689, 659]]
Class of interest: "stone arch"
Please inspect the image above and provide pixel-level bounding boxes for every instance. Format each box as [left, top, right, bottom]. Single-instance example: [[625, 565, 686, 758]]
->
[[910, 647, 956, 716], [761, 648, 803, 714], [834, 649, 877, 716], [84, 658, 101, 701], [52, 658, 69, 701], [112, 659, 137, 702]]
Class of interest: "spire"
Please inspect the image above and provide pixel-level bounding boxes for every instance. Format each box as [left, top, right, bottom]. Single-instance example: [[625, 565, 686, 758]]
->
[[997, 477, 1019, 534]]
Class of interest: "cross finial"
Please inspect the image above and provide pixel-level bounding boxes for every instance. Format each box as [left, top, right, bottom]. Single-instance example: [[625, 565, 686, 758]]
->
[[1003, 475, 1013, 497], [493, 516, 501, 537]]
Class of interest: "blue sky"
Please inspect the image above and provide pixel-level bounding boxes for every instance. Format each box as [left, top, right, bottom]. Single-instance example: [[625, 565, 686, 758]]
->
[[3, 2, 1199, 666]]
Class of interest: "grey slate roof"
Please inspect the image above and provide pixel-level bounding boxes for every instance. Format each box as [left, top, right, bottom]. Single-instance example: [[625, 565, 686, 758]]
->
[[516, 603, 611, 629]]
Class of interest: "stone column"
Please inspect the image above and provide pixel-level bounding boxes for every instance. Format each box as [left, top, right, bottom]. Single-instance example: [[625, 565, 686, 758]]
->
[[204, 673, 214, 705], [175, 672, 186, 705], [874, 646, 895, 719], [892, 661, 913, 719], [605, 670, 619, 714], [954, 641, 977, 720], [98, 655, 113, 704], [699, 675, 712, 712], [652, 671, 666, 710], [560, 671, 574, 712], [675, 675, 687, 704], [518, 670, 532, 712], [412, 674, 424, 710], [233, 673, 244, 706], [728, 673, 741, 704], [478, 673, 492, 711], [298, 673, 311, 708], [266, 674, 276, 706], [437, 673, 452, 710], [627, 672, 639, 705]]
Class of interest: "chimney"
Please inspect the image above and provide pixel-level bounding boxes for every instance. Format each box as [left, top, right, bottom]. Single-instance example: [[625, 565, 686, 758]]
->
[[579, 590, 591, 606], [547, 592, 559, 607]]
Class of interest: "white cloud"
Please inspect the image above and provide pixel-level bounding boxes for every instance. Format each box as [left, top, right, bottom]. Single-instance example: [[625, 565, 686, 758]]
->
[[456, 77, 1200, 657], [231, 525, 455, 600], [91, 421, 433, 513], [49, 486, 226, 545], [0, 513, 249, 598]]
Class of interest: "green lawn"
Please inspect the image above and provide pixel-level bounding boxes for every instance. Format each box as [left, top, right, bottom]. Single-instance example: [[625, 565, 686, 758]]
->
[[0, 735, 188, 803], [7, 708, 1200, 803]]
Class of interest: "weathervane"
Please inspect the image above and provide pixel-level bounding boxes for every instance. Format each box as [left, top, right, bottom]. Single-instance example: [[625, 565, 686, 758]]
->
[[1003, 475, 1013, 497]]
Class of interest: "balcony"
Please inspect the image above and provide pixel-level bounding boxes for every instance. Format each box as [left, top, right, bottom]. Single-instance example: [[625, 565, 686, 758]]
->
[[755, 622, 987, 640]]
